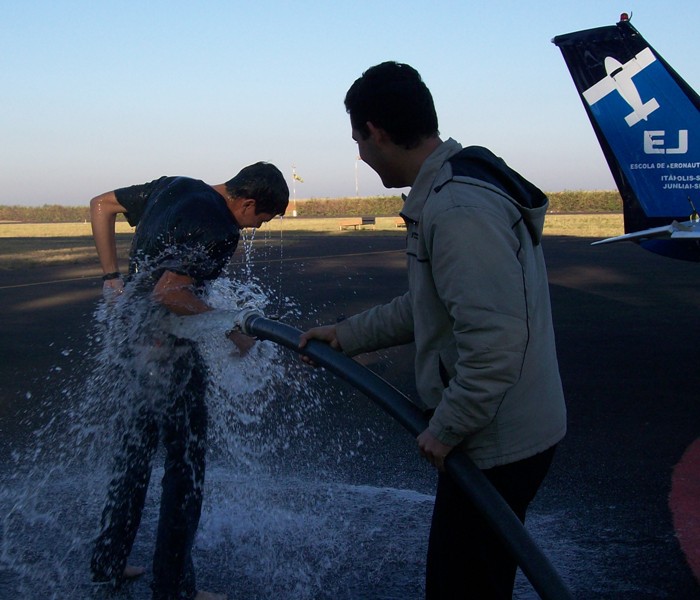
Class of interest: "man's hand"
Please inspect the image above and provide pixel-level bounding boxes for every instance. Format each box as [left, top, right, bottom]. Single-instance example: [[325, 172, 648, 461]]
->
[[298, 324, 341, 365], [417, 428, 454, 472], [227, 330, 256, 356], [102, 277, 124, 303]]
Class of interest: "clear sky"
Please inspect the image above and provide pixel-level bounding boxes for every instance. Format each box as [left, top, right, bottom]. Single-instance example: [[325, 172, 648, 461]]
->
[[2, 1, 698, 206]]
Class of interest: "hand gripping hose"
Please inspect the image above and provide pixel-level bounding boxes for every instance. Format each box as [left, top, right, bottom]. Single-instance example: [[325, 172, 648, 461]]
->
[[237, 310, 572, 600]]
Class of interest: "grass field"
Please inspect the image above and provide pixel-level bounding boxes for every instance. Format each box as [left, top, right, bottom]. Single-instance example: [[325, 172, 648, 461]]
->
[[0, 214, 624, 270]]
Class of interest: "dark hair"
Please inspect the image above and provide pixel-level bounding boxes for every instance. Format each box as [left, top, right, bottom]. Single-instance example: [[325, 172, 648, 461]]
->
[[344, 61, 439, 149], [225, 162, 289, 215]]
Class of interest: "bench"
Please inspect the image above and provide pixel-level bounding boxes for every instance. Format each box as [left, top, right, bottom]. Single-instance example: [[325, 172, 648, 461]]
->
[[395, 217, 406, 228], [339, 216, 376, 230]]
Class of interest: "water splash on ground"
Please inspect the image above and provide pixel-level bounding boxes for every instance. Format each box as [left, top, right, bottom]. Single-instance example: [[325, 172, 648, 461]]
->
[[0, 249, 592, 599], [0, 270, 435, 599]]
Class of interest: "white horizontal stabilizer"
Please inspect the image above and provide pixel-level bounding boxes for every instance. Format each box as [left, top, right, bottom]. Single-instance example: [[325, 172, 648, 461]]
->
[[592, 220, 700, 246]]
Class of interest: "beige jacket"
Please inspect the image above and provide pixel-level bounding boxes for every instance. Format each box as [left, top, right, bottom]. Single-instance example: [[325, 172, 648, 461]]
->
[[336, 139, 566, 469]]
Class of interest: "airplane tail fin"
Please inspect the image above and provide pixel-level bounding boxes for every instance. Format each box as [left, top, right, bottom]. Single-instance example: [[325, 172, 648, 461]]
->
[[552, 17, 700, 252]]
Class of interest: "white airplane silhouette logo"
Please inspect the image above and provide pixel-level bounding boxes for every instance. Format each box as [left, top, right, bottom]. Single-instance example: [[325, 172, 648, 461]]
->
[[583, 47, 660, 126]]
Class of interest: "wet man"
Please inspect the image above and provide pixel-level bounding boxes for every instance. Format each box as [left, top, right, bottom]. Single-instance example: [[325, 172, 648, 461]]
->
[[90, 162, 289, 600]]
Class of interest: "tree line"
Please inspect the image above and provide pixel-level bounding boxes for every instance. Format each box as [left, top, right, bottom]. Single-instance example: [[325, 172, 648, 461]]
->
[[0, 191, 622, 223]]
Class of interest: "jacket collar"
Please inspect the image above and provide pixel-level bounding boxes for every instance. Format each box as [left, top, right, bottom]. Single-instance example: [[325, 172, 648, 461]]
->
[[400, 138, 462, 223]]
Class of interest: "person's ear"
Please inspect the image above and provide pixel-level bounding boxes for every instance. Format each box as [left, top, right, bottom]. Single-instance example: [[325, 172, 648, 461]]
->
[[366, 121, 389, 144]]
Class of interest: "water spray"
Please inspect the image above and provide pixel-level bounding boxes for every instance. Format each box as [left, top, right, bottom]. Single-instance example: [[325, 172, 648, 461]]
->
[[228, 309, 573, 600]]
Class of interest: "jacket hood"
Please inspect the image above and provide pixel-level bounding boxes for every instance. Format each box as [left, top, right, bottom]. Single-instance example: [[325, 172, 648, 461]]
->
[[404, 141, 549, 245], [442, 145, 549, 245]]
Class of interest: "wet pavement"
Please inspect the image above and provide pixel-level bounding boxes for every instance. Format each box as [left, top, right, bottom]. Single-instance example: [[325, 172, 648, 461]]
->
[[0, 232, 698, 599]]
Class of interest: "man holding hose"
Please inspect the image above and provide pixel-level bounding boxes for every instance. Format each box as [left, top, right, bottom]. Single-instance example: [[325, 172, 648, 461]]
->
[[300, 62, 566, 599]]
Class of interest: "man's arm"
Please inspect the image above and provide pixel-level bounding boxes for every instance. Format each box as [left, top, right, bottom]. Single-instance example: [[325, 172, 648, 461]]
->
[[90, 191, 125, 276], [91, 191, 127, 297], [153, 270, 256, 354], [152, 270, 212, 316]]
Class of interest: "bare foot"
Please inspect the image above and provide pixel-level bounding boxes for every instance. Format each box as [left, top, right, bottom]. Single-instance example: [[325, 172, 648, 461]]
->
[[195, 591, 227, 600], [123, 565, 146, 579]]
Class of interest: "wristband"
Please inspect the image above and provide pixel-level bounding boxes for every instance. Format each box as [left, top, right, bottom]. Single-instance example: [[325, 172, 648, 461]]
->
[[102, 272, 121, 281]]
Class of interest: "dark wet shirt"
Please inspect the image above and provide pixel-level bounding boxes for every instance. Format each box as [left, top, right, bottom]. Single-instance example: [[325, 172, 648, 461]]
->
[[115, 177, 240, 287]]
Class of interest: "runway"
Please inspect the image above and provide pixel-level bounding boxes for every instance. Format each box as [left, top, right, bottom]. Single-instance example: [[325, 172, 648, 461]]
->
[[0, 232, 698, 598]]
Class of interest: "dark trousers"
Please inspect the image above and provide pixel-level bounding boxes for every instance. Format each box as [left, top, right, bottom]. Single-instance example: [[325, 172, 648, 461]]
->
[[91, 346, 208, 600], [425, 446, 556, 600]]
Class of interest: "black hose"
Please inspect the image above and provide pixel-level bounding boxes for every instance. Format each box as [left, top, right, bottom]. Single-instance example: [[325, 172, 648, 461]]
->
[[243, 313, 573, 600]]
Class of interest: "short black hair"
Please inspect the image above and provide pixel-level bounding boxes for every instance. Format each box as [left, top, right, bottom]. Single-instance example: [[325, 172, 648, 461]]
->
[[344, 61, 439, 149], [225, 162, 289, 215]]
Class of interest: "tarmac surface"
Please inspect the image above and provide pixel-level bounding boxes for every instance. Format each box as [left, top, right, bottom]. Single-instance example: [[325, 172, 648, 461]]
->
[[0, 231, 699, 598]]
